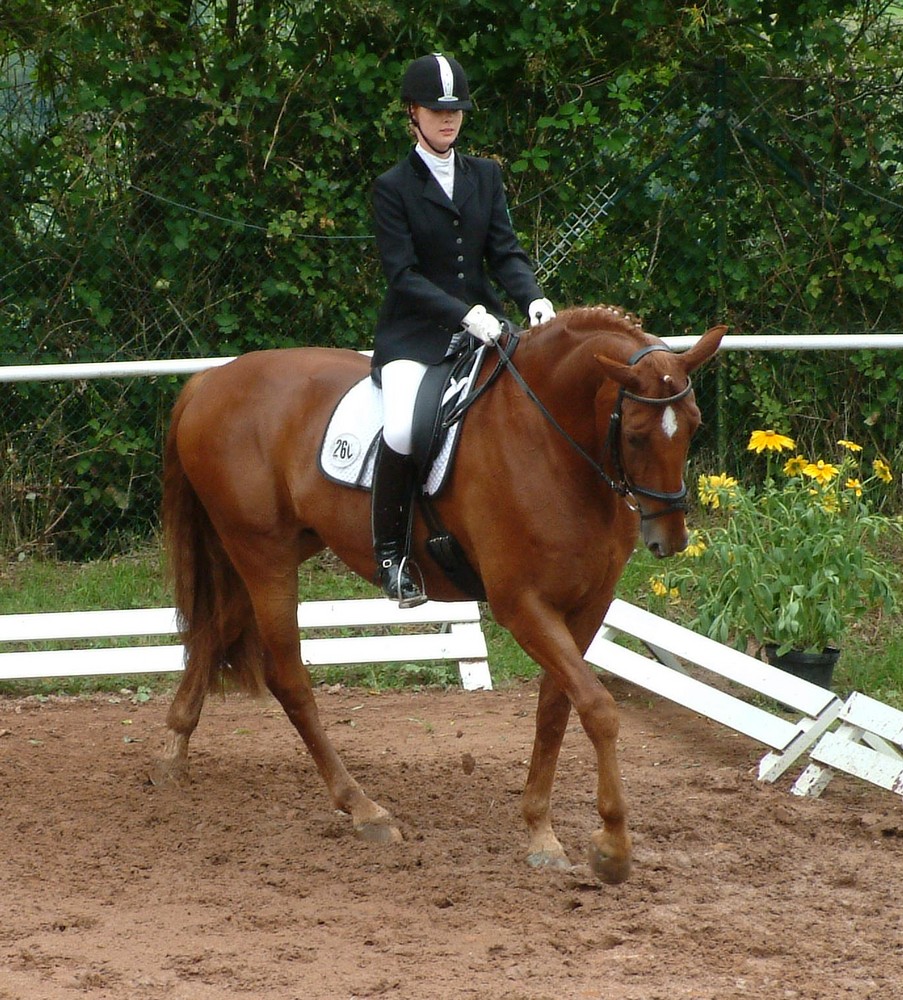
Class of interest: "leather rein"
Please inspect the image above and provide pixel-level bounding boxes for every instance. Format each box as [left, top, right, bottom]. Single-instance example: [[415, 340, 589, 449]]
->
[[477, 335, 694, 521]]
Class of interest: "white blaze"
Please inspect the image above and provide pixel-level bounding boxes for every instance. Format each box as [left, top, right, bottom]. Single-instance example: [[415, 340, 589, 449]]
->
[[662, 405, 679, 439]]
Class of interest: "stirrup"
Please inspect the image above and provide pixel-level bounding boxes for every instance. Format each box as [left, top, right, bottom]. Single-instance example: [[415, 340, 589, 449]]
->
[[396, 555, 428, 609], [379, 555, 428, 609]]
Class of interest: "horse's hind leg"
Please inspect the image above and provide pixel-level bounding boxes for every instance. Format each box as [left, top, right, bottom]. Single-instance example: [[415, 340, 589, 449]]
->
[[522, 672, 573, 870], [266, 647, 402, 843], [265, 615, 403, 842], [232, 547, 403, 845], [156, 659, 209, 786], [156, 581, 259, 787]]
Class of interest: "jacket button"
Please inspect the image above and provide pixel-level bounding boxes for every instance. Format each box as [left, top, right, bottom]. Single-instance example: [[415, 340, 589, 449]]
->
[[457, 273, 464, 279]]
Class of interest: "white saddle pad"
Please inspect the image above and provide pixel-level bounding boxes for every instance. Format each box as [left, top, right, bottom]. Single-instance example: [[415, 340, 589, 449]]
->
[[318, 358, 483, 495]]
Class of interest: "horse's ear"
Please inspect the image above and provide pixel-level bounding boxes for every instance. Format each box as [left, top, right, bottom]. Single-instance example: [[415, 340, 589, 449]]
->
[[593, 354, 638, 391], [595, 324, 727, 388], [678, 324, 727, 373]]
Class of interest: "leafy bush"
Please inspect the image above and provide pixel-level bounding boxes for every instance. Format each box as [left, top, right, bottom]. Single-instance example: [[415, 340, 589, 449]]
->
[[2, 1, 902, 556]]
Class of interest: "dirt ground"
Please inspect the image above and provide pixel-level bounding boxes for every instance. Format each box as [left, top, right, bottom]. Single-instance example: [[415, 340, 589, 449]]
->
[[2, 676, 902, 1000]]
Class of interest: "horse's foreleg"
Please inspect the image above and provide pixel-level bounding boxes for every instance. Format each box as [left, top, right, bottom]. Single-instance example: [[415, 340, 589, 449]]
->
[[507, 609, 632, 884], [522, 673, 573, 870], [579, 680, 632, 885]]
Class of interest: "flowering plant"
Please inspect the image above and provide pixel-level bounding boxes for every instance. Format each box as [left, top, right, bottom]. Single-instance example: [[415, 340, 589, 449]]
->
[[652, 430, 902, 656]]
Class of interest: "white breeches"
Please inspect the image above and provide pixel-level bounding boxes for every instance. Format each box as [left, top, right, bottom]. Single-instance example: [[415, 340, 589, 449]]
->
[[380, 359, 429, 456]]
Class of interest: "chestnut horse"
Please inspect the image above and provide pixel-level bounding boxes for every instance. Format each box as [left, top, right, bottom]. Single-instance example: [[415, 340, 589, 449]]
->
[[160, 306, 724, 884]]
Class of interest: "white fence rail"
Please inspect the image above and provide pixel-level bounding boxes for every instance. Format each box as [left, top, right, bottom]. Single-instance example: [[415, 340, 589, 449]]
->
[[595, 601, 903, 801], [3, 334, 903, 385], [0, 599, 492, 691], [594, 600, 844, 783], [791, 692, 903, 798]]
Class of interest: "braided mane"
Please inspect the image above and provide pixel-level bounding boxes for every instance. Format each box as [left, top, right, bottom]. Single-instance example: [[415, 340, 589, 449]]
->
[[565, 304, 645, 335], [521, 304, 646, 342]]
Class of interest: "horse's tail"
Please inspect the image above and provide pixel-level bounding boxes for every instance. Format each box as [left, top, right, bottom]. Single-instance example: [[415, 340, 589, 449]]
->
[[162, 376, 267, 696]]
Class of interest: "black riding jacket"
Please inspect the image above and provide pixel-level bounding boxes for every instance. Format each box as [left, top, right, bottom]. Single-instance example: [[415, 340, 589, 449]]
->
[[371, 148, 543, 371]]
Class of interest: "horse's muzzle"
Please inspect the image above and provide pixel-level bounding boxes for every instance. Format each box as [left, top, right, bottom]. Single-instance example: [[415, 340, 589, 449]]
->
[[641, 517, 689, 559]]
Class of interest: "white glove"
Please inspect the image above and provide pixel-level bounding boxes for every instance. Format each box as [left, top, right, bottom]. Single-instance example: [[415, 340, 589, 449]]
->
[[528, 297, 556, 327], [462, 304, 502, 344]]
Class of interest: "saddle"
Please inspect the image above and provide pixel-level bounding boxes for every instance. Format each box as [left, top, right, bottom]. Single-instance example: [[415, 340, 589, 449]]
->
[[318, 344, 485, 495], [318, 340, 516, 599]]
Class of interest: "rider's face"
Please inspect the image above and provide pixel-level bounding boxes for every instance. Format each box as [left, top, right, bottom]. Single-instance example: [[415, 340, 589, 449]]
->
[[411, 104, 463, 156]]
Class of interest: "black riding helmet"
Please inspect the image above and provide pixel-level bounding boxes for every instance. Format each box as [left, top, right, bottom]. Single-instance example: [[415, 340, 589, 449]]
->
[[401, 53, 472, 110]]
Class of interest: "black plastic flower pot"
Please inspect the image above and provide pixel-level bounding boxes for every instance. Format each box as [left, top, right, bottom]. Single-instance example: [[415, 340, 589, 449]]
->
[[764, 645, 840, 690]]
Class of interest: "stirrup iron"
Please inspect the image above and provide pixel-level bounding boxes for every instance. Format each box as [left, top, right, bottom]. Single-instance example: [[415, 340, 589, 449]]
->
[[378, 553, 427, 609]]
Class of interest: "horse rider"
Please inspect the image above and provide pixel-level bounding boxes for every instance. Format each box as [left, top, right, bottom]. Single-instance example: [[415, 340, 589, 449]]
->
[[370, 51, 555, 607]]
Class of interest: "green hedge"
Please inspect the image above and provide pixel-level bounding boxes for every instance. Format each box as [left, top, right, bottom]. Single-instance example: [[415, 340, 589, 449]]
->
[[2, 1, 902, 556]]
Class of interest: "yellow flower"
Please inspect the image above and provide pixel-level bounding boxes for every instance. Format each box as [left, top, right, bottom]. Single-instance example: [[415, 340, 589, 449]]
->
[[802, 460, 838, 485], [748, 429, 796, 453], [837, 439, 863, 452], [649, 576, 679, 599], [818, 491, 840, 513], [697, 473, 738, 509], [682, 534, 707, 558], [873, 458, 893, 484], [783, 454, 808, 476], [845, 478, 863, 497]]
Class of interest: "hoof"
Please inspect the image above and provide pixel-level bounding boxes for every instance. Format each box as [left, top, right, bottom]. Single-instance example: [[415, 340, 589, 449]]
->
[[588, 830, 632, 885], [150, 759, 189, 789], [527, 850, 573, 872], [587, 840, 631, 885], [353, 820, 404, 845]]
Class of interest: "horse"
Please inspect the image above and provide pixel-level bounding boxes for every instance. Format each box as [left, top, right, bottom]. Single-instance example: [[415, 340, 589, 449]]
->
[[159, 305, 725, 885]]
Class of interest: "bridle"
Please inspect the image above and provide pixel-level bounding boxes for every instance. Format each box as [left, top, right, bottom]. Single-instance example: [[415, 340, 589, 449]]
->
[[603, 344, 693, 520], [492, 337, 694, 522]]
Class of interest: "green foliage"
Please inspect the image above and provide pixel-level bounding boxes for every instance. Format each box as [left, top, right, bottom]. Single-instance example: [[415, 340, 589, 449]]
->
[[654, 434, 902, 655], [2, 0, 903, 557], [3, 377, 178, 558]]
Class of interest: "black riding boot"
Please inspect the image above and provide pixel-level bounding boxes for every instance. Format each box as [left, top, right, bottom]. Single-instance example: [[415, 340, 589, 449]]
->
[[371, 439, 428, 608]]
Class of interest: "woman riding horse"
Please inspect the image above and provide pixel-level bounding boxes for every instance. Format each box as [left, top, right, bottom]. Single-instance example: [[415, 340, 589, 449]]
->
[[370, 53, 555, 608], [161, 305, 725, 884]]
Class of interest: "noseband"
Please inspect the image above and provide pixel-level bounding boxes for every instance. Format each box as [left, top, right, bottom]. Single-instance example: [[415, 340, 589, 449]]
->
[[495, 339, 693, 522]]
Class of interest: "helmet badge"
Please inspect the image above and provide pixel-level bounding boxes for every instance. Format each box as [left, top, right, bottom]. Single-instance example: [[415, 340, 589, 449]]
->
[[434, 54, 459, 103]]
